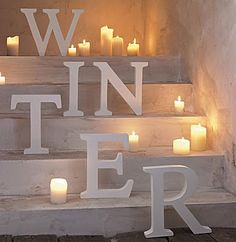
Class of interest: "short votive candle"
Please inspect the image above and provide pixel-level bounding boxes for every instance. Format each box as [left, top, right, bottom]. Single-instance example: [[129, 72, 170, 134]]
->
[[7, 36, 19, 56], [174, 96, 184, 113], [68, 44, 77, 56], [50, 178, 68, 204], [0, 72, 6, 85], [173, 137, 190, 155], [129, 131, 139, 152]]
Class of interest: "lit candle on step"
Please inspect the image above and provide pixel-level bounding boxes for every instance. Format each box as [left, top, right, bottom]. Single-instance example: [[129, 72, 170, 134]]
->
[[129, 131, 139, 151], [173, 137, 190, 155], [101, 26, 114, 56], [0, 73, 5, 85], [78, 39, 90, 56], [50, 178, 68, 204], [7, 36, 19, 56], [68, 44, 77, 56], [191, 124, 207, 151], [127, 38, 139, 56], [174, 96, 184, 113], [112, 36, 123, 56]]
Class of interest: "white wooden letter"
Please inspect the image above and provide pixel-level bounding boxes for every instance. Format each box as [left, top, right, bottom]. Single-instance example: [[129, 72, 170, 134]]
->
[[63, 62, 85, 117], [93, 62, 148, 116], [143, 165, 211, 238], [11, 95, 62, 155], [21, 8, 84, 56], [80, 133, 134, 198]]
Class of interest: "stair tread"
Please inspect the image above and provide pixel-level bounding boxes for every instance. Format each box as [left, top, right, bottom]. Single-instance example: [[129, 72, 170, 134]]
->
[[0, 188, 234, 212], [0, 147, 223, 161]]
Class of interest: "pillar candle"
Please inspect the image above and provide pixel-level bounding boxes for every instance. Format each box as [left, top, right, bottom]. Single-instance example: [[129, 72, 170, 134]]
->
[[100, 26, 114, 56], [127, 38, 139, 56], [68, 44, 77, 56], [7, 36, 19, 56], [50, 178, 68, 204], [173, 137, 190, 155], [174, 96, 184, 113], [78, 39, 90, 56], [0, 73, 5, 85], [191, 124, 207, 151], [112, 36, 123, 56], [129, 131, 139, 152]]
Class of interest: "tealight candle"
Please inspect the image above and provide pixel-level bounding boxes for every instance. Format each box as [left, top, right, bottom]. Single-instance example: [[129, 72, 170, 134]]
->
[[68, 44, 77, 56], [174, 96, 185, 113], [0, 73, 5, 85], [127, 38, 139, 56], [7, 36, 19, 56], [112, 36, 123, 56], [78, 39, 90, 56], [101, 26, 114, 56], [191, 124, 207, 151], [129, 131, 139, 152], [173, 137, 190, 155], [50, 178, 68, 204]]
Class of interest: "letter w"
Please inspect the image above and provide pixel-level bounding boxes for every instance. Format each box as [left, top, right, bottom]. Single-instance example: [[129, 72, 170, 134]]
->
[[21, 9, 84, 56]]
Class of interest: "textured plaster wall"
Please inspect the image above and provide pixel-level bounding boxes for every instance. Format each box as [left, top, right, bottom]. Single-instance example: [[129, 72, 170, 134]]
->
[[0, 0, 169, 56], [166, 0, 236, 194]]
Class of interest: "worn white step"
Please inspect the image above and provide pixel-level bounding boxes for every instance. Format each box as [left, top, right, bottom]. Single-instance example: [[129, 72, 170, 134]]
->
[[0, 56, 183, 84], [0, 83, 193, 115], [0, 189, 234, 236], [0, 148, 223, 196], [0, 114, 206, 151]]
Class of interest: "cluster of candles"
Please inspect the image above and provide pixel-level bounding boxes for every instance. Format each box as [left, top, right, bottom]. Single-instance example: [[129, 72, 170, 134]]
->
[[68, 25, 139, 57]]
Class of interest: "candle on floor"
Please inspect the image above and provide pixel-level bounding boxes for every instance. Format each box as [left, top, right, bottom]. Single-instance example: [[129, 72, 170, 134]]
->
[[50, 178, 68, 204], [129, 131, 139, 152], [127, 38, 139, 56], [0, 73, 5, 85], [174, 96, 185, 113], [173, 137, 190, 155], [7, 36, 19, 56], [101, 26, 114, 56], [191, 124, 207, 151], [68, 44, 77, 56], [78, 39, 90, 56], [112, 36, 123, 56]]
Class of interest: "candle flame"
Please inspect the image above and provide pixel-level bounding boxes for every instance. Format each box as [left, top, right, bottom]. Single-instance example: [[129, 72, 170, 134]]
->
[[83, 39, 86, 44], [198, 123, 201, 127], [0, 72, 1, 76], [177, 96, 181, 101], [181, 137, 185, 140], [71, 44, 74, 48], [132, 131, 136, 135], [133, 38, 136, 44]]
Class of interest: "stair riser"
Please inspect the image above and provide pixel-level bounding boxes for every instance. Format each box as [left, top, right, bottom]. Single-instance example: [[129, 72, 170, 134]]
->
[[0, 56, 181, 84], [0, 204, 235, 236], [0, 154, 223, 195], [0, 84, 193, 115], [0, 116, 206, 150]]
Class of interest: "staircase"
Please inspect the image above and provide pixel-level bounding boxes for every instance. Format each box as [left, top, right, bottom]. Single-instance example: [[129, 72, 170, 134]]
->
[[0, 56, 235, 237]]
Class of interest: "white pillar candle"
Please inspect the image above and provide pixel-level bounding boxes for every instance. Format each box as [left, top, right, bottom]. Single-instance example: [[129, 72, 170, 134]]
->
[[68, 44, 77, 56], [50, 178, 68, 204], [112, 36, 123, 56], [174, 96, 184, 113], [7, 36, 19, 56], [78, 39, 90, 56], [191, 124, 207, 151], [127, 38, 139, 56], [173, 137, 190, 155], [129, 131, 139, 152], [101, 26, 114, 56], [0, 73, 5, 85]]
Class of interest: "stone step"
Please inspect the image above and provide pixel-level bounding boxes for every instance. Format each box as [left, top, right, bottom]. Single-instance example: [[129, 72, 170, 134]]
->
[[0, 188, 234, 236], [0, 148, 223, 196], [0, 114, 206, 151], [0, 83, 193, 115], [0, 56, 184, 84]]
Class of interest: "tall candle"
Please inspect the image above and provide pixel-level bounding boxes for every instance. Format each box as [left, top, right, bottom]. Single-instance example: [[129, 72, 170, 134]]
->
[[101, 26, 114, 56], [78, 39, 90, 56], [173, 137, 190, 155], [191, 124, 207, 151], [174, 96, 184, 113], [7, 36, 19, 56], [129, 131, 139, 152], [68, 44, 77, 56], [50, 178, 68, 204], [127, 38, 139, 56], [112, 36, 123, 56], [0, 73, 5, 85]]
